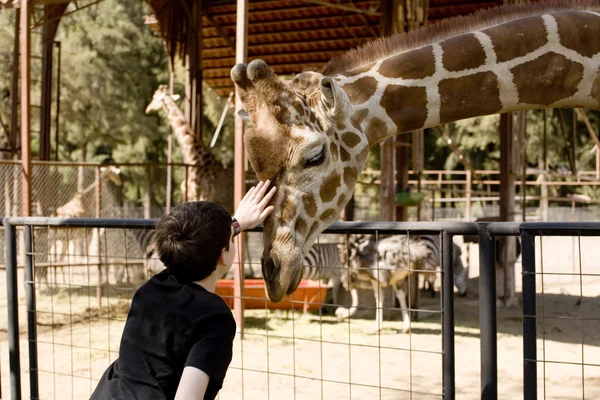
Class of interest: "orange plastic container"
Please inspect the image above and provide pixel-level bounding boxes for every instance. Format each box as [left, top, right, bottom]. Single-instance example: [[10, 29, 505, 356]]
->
[[215, 279, 327, 313]]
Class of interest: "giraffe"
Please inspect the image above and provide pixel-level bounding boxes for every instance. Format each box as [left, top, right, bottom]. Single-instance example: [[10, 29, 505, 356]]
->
[[146, 85, 232, 209], [47, 166, 123, 289], [230, 0, 600, 302]]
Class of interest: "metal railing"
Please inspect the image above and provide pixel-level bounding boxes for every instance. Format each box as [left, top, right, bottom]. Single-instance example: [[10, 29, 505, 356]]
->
[[2, 218, 599, 400]]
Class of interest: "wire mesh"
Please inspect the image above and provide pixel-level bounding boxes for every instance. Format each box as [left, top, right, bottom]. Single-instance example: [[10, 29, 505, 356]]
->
[[524, 233, 600, 399], [2, 220, 600, 399]]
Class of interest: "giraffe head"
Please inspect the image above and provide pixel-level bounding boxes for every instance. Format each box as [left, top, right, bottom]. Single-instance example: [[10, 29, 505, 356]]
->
[[100, 166, 122, 186], [146, 85, 180, 114], [231, 60, 368, 302]]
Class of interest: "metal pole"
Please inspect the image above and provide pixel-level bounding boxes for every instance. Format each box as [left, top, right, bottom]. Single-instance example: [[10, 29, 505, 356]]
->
[[20, 0, 32, 216], [233, 0, 249, 336], [10, 8, 20, 154], [166, 57, 174, 213], [521, 231, 537, 400], [478, 223, 497, 400], [466, 169, 472, 222], [25, 225, 39, 399], [442, 231, 455, 400], [4, 219, 22, 400], [54, 41, 61, 161]]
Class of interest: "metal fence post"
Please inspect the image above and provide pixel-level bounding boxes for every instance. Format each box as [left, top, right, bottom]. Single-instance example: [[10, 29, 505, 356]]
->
[[4, 219, 22, 400], [442, 231, 455, 400], [25, 225, 39, 399], [478, 223, 497, 400], [521, 231, 537, 400]]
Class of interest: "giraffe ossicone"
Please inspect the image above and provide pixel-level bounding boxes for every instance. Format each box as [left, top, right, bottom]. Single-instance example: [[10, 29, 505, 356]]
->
[[231, 0, 600, 302]]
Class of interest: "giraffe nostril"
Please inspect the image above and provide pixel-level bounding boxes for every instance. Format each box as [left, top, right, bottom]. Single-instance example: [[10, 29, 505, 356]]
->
[[262, 256, 278, 283]]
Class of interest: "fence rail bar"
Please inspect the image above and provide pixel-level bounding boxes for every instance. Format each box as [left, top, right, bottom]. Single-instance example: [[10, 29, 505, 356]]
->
[[521, 231, 537, 400], [442, 231, 455, 400], [25, 225, 39, 400], [4, 220, 22, 400], [6, 219, 598, 236], [4, 217, 159, 228], [478, 224, 497, 400], [487, 222, 600, 236]]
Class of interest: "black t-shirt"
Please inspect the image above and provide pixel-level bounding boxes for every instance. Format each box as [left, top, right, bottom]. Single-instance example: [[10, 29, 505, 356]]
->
[[90, 270, 236, 400]]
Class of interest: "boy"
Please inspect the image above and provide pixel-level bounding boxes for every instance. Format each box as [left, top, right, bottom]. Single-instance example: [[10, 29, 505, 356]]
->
[[91, 180, 276, 400]]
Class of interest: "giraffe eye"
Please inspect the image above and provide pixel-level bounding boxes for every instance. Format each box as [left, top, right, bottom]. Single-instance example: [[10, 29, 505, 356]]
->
[[304, 145, 326, 168]]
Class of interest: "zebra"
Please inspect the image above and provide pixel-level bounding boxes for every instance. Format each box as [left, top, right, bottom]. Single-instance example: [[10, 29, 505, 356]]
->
[[336, 234, 438, 333], [418, 235, 468, 298], [130, 228, 165, 278], [301, 243, 343, 309]]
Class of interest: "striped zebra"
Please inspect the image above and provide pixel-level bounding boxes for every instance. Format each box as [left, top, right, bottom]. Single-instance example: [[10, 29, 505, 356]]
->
[[301, 243, 343, 307], [131, 228, 165, 277], [336, 234, 437, 333], [419, 235, 468, 297]]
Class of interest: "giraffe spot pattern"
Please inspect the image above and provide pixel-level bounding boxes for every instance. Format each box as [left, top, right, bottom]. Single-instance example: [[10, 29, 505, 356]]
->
[[380, 85, 428, 133], [340, 146, 351, 162], [342, 76, 378, 105], [343, 167, 358, 189], [365, 117, 388, 144], [483, 16, 547, 63], [281, 197, 297, 223], [439, 72, 502, 124], [335, 119, 347, 131], [296, 218, 308, 236], [379, 46, 435, 79], [329, 142, 339, 162], [292, 101, 305, 117], [320, 173, 341, 203], [555, 12, 600, 58], [341, 131, 361, 148], [307, 222, 321, 243], [319, 209, 337, 223], [511, 52, 584, 106], [303, 194, 318, 217], [592, 70, 600, 106], [337, 194, 347, 207], [441, 33, 486, 72], [351, 108, 369, 131]]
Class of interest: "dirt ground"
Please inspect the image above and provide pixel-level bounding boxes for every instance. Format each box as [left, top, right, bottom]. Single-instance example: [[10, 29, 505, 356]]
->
[[1, 236, 600, 399]]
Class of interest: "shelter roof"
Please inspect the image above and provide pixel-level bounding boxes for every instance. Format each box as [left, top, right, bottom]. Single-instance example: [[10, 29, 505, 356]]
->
[[146, 0, 502, 97]]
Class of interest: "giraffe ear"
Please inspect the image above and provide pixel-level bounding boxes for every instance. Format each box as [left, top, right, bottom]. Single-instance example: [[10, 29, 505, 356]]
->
[[320, 77, 344, 115], [170, 94, 180, 101]]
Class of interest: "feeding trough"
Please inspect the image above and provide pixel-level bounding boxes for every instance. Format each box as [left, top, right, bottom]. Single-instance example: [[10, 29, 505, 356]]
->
[[215, 279, 327, 314]]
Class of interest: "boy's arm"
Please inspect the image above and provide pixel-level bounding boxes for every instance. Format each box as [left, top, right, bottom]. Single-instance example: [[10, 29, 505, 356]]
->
[[174, 366, 210, 400]]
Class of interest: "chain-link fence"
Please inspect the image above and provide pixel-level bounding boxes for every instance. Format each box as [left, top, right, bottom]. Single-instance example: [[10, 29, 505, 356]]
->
[[0, 161, 235, 220]]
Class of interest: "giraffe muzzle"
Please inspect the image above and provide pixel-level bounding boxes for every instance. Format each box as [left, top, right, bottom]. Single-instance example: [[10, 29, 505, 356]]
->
[[261, 249, 303, 302]]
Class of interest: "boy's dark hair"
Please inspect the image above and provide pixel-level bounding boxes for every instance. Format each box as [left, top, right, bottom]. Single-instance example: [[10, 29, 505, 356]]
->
[[154, 201, 231, 282]]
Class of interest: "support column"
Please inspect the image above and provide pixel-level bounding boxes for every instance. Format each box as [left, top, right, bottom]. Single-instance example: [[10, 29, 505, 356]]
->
[[184, 3, 198, 135], [40, 3, 68, 161], [540, 110, 548, 221], [20, 0, 32, 216], [233, 0, 249, 336], [499, 113, 517, 306], [11, 7, 20, 155], [194, 0, 203, 139]]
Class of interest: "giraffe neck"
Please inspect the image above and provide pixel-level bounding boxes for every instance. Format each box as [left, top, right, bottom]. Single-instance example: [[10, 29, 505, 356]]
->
[[336, 9, 600, 147], [161, 96, 212, 166]]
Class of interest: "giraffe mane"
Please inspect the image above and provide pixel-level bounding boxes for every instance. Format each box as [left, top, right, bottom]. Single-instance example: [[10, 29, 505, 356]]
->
[[323, 0, 600, 76]]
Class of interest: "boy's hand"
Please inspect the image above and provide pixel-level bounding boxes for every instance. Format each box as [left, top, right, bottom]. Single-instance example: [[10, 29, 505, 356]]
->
[[234, 180, 277, 231]]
